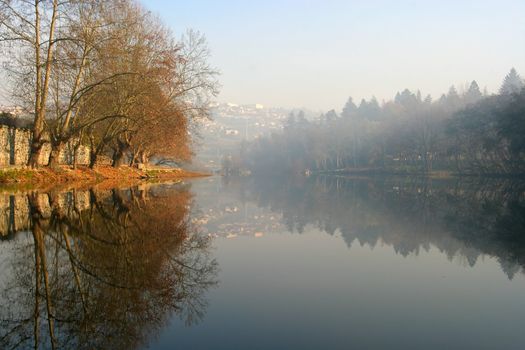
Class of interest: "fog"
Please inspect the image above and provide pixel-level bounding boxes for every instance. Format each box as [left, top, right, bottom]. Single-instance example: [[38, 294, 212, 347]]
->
[[1, 1, 525, 348], [223, 69, 525, 177]]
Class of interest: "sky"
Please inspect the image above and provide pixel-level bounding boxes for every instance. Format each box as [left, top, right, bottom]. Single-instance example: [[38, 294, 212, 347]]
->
[[143, 0, 525, 110], [3, 1, 524, 111]]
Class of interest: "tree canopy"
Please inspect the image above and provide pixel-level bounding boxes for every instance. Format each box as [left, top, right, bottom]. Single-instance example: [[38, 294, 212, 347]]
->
[[0, 0, 219, 168], [225, 69, 525, 176]]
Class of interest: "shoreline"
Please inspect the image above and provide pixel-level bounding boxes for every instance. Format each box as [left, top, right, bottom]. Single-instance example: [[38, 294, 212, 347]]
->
[[309, 168, 525, 179], [0, 165, 211, 190]]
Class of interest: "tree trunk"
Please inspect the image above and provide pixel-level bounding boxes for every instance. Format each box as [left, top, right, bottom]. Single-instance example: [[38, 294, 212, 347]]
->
[[112, 140, 130, 167], [112, 149, 124, 167], [130, 147, 141, 167], [140, 151, 148, 165], [48, 142, 64, 168], [129, 153, 136, 167], [29, 0, 59, 169], [72, 143, 81, 169], [28, 142, 44, 168], [89, 150, 97, 169]]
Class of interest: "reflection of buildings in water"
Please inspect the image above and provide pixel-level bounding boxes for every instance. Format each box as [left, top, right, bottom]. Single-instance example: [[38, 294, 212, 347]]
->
[[0, 184, 218, 350], [195, 206, 284, 239], [188, 179, 284, 239]]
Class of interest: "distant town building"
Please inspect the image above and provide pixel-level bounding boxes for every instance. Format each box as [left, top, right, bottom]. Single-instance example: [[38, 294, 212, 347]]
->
[[225, 129, 239, 136]]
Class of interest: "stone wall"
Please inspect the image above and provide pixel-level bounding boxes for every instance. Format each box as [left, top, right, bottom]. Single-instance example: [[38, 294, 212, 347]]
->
[[0, 126, 10, 166], [37, 142, 51, 166], [55, 141, 90, 166], [75, 144, 90, 165], [0, 125, 90, 167], [13, 128, 31, 165]]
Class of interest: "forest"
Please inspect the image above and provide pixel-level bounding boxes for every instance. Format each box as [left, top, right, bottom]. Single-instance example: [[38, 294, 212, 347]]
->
[[0, 0, 218, 168], [224, 68, 525, 176]]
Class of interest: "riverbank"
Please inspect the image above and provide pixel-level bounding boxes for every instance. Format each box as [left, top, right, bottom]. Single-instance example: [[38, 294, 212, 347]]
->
[[0, 165, 209, 188], [311, 168, 454, 178], [310, 167, 525, 179]]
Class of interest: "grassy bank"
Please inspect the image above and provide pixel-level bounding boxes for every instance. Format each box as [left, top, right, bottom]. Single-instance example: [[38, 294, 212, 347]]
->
[[0, 165, 209, 187]]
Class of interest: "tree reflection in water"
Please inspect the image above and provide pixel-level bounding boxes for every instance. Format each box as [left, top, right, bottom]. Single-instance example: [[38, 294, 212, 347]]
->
[[0, 183, 217, 350], [223, 175, 525, 279]]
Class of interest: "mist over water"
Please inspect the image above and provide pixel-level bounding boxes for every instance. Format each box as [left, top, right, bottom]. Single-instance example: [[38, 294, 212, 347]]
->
[[0, 175, 524, 349], [1, 0, 525, 349], [151, 176, 525, 350], [0, 176, 525, 349]]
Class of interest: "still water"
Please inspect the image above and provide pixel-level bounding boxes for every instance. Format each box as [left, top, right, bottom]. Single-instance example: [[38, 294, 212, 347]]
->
[[1, 176, 525, 349]]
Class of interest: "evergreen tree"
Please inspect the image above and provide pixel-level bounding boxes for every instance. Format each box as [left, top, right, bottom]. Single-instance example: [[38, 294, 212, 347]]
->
[[500, 68, 524, 95], [341, 97, 357, 119], [366, 97, 382, 120], [465, 80, 482, 105], [395, 89, 419, 110], [497, 90, 525, 155], [324, 109, 339, 122], [445, 85, 461, 109]]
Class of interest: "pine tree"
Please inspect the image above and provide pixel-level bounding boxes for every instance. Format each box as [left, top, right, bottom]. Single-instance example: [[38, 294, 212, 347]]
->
[[446, 85, 461, 109], [499, 68, 524, 95], [325, 109, 339, 122], [341, 97, 357, 119], [395, 89, 419, 109], [464, 80, 482, 105], [367, 97, 382, 120]]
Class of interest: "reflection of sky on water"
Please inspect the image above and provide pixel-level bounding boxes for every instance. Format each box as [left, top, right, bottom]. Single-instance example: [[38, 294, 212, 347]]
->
[[152, 176, 525, 350], [1, 177, 524, 349]]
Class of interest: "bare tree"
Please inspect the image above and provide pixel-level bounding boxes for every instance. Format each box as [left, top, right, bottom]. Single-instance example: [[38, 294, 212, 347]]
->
[[1, 0, 219, 169], [0, 0, 62, 167]]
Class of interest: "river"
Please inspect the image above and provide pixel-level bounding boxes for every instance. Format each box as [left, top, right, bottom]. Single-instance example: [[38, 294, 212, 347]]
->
[[1, 176, 524, 349]]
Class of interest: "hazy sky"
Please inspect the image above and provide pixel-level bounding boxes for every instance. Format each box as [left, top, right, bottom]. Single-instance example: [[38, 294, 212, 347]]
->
[[13, 0, 525, 111]]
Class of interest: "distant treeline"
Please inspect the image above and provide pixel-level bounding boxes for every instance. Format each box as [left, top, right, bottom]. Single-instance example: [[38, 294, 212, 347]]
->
[[225, 68, 525, 176], [0, 0, 218, 168]]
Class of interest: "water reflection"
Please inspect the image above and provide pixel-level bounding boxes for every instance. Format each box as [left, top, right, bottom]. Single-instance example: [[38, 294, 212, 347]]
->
[[220, 176, 525, 279], [0, 184, 217, 349]]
